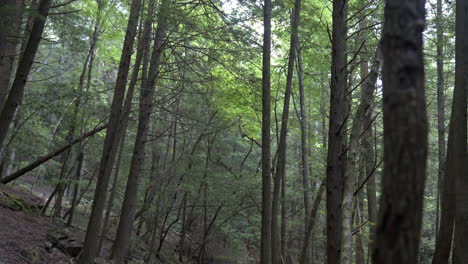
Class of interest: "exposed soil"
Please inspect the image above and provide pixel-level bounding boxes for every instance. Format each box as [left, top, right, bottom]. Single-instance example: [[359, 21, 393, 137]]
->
[[0, 184, 73, 264]]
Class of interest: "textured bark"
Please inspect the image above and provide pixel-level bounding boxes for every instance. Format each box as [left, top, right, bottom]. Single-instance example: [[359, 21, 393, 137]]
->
[[373, 0, 428, 263], [432, 0, 457, 262], [327, 1, 348, 263], [435, 0, 445, 237], [78, 0, 142, 261], [0, 0, 51, 152], [271, 0, 301, 262], [341, 44, 381, 264], [452, 0, 468, 261], [363, 53, 380, 264], [299, 179, 325, 264], [296, 45, 311, 263], [0, 0, 23, 110], [260, 0, 272, 261], [110, 0, 169, 261]]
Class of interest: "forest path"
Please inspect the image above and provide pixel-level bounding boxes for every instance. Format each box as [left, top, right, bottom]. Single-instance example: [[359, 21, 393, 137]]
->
[[0, 184, 76, 264]]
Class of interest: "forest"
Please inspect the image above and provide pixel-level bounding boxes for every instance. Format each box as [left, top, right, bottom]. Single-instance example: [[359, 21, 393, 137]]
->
[[0, 0, 465, 263]]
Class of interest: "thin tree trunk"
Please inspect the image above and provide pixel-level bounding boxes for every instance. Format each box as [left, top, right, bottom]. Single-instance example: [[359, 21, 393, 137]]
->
[[327, 1, 348, 263], [432, 0, 457, 262], [78, 0, 143, 261], [299, 179, 325, 264], [260, 0, 272, 261], [373, 0, 428, 262], [66, 152, 84, 226], [97, 131, 126, 254], [271, 2, 302, 262], [296, 44, 311, 263], [53, 11, 102, 219], [435, 0, 445, 237], [0, 124, 106, 184]]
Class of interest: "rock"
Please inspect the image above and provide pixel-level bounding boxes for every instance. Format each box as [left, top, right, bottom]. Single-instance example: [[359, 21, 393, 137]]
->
[[47, 227, 82, 257], [58, 238, 82, 257]]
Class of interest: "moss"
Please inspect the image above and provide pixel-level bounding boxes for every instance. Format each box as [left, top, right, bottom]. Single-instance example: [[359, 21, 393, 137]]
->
[[0, 191, 41, 214]]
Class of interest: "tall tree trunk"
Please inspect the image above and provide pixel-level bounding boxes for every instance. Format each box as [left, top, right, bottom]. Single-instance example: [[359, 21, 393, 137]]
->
[[271, 1, 301, 262], [435, 0, 445, 237], [452, 0, 468, 261], [432, 0, 457, 262], [260, 0, 272, 261], [296, 44, 312, 263], [327, 1, 348, 263], [363, 54, 380, 264], [78, 0, 142, 261], [373, 0, 428, 262], [110, 0, 170, 262], [0, 0, 23, 110], [0, 0, 51, 153]]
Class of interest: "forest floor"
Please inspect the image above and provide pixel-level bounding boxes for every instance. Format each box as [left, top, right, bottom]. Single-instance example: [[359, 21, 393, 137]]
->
[[0, 183, 76, 264]]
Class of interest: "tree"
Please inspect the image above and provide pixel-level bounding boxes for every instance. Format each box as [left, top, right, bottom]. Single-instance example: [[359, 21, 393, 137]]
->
[[260, 0, 272, 261], [111, 0, 170, 261], [0, 0, 51, 153], [78, 0, 143, 261], [326, 0, 348, 263], [0, 0, 23, 110], [452, 0, 468, 260], [373, 0, 428, 262], [271, 0, 302, 261]]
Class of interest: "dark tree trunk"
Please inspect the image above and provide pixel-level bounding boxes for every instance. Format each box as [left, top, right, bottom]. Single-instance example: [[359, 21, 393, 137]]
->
[[260, 0, 272, 261], [373, 0, 428, 263], [296, 44, 312, 264], [326, 1, 348, 264], [452, 0, 468, 261], [78, 0, 142, 261], [0, 0, 51, 152], [435, 0, 445, 237], [110, 0, 170, 261], [271, 0, 302, 262], [0, 0, 23, 110]]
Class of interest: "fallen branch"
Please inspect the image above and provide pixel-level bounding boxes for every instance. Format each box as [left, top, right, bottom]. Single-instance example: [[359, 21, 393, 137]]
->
[[0, 124, 107, 184]]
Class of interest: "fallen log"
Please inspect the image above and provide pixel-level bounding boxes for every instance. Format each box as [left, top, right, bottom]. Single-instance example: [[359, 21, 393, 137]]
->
[[0, 124, 107, 184]]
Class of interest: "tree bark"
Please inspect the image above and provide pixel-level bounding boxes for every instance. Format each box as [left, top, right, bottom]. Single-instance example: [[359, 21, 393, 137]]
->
[[452, 0, 468, 261], [373, 0, 428, 263], [0, 0, 51, 152], [78, 0, 142, 261], [295, 44, 312, 262], [260, 0, 272, 261], [110, 0, 170, 261], [0, 0, 23, 110], [435, 0, 445, 238], [299, 179, 325, 264], [327, 1, 348, 263], [271, 0, 302, 262]]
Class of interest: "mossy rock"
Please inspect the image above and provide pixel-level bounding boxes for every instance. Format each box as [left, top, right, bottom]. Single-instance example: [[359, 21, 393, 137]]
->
[[0, 191, 41, 214]]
